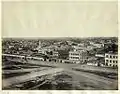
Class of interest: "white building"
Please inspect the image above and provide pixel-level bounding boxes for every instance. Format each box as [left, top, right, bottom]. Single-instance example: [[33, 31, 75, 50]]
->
[[78, 43, 85, 47], [90, 42, 104, 48], [105, 52, 118, 67], [69, 49, 87, 63], [72, 45, 88, 51], [38, 49, 47, 54], [95, 54, 104, 58], [53, 51, 59, 57], [87, 62, 98, 66]]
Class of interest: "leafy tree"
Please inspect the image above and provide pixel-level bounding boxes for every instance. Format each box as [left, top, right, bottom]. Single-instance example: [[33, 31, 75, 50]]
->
[[58, 50, 69, 59], [104, 44, 118, 53]]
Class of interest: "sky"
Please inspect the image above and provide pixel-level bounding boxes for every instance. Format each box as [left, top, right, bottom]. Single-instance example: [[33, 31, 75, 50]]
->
[[2, 1, 118, 38]]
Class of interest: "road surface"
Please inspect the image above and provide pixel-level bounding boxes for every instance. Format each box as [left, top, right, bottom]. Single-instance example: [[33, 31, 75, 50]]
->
[[2, 54, 118, 89], [2, 68, 64, 88]]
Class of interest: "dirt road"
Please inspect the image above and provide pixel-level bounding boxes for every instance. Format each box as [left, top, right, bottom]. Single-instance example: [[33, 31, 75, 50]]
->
[[2, 68, 64, 88], [2, 55, 118, 89]]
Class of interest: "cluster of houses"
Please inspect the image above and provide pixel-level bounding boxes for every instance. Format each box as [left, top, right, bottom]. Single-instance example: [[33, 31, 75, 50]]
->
[[3, 39, 118, 68], [36, 41, 118, 68]]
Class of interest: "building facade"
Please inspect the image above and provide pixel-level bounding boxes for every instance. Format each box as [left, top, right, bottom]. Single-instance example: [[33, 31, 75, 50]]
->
[[105, 53, 118, 67], [69, 50, 87, 63], [90, 42, 104, 48], [53, 51, 59, 57]]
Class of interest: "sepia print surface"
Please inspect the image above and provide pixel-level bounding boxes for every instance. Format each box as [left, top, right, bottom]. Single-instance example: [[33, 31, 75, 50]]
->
[[2, 37, 118, 90], [1, 1, 118, 90]]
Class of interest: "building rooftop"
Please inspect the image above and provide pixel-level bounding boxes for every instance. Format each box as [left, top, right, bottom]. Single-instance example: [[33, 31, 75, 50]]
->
[[105, 51, 118, 55]]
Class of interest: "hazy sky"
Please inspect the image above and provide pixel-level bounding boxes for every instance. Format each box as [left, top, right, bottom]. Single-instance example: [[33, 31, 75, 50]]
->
[[2, 2, 118, 37]]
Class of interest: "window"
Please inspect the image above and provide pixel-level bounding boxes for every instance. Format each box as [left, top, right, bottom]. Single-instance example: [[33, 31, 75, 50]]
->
[[113, 61, 115, 63], [110, 60, 112, 63], [106, 60, 108, 62], [110, 55, 112, 58], [113, 65, 115, 67], [106, 55, 108, 58], [113, 56, 115, 58], [109, 64, 111, 66], [116, 61, 118, 63], [116, 56, 118, 58]]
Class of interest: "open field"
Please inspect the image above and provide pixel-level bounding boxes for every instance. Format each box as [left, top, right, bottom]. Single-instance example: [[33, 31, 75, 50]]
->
[[2, 56, 118, 90]]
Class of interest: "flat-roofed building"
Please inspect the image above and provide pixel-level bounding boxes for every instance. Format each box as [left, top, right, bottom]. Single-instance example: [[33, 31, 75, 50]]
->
[[105, 52, 118, 67], [53, 51, 59, 57], [90, 42, 104, 48], [69, 49, 87, 63]]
